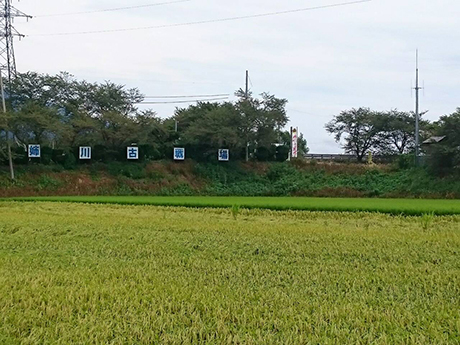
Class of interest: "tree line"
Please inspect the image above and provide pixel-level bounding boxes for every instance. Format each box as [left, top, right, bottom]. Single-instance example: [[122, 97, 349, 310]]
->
[[325, 107, 460, 174], [1, 71, 458, 176], [0, 72, 308, 167]]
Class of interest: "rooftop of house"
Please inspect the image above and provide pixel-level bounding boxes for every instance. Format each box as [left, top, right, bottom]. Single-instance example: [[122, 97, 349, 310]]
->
[[422, 136, 446, 145]]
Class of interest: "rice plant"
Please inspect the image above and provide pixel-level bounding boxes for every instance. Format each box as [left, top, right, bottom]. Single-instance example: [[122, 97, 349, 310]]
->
[[5, 196, 460, 216], [0, 202, 459, 344], [231, 204, 240, 220], [420, 212, 435, 230]]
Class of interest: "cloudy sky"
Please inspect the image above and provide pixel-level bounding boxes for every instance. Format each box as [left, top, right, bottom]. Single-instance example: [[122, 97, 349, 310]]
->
[[13, 0, 460, 153]]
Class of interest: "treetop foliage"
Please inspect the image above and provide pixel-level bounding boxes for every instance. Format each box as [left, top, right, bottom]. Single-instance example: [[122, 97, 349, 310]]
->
[[325, 106, 460, 174], [0, 71, 307, 165], [326, 107, 432, 161]]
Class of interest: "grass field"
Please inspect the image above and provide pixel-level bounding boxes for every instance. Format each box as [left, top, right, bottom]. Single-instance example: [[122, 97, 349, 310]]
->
[[6, 195, 460, 215], [0, 202, 459, 344]]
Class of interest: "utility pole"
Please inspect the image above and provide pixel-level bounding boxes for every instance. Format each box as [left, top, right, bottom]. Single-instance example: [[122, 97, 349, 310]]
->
[[288, 127, 292, 161], [245, 70, 249, 161], [0, 69, 14, 180], [245, 70, 249, 99], [413, 50, 422, 166], [0, 0, 32, 82]]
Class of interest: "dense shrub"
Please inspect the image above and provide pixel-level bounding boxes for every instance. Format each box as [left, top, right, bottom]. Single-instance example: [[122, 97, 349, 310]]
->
[[255, 147, 272, 162], [1, 161, 460, 198], [107, 162, 146, 179], [275, 145, 290, 162], [396, 154, 416, 170]]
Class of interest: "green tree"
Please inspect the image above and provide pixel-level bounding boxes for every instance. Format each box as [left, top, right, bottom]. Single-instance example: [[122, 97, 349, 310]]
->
[[326, 108, 381, 162], [173, 102, 225, 137], [180, 103, 243, 160], [374, 110, 430, 155], [2, 71, 294, 165], [133, 110, 168, 159], [427, 108, 460, 175], [235, 91, 289, 161], [74, 81, 143, 118], [0, 112, 11, 162], [7, 72, 143, 119], [10, 102, 68, 146], [5, 71, 147, 160]]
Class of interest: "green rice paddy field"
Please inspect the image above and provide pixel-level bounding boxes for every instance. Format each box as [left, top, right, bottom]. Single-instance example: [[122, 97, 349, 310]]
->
[[6, 196, 460, 216], [0, 201, 459, 344]]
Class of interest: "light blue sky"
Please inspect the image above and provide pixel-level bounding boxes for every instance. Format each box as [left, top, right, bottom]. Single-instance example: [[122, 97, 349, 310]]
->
[[14, 0, 460, 153]]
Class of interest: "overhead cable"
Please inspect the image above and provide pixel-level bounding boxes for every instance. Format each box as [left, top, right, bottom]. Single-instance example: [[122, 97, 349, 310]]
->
[[144, 93, 229, 99], [31, 0, 372, 36], [138, 96, 229, 104], [34, 0, 191, 18]]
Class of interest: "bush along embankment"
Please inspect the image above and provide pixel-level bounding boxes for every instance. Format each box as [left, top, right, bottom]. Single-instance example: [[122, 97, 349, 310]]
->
[[0, 160, 460, 198]]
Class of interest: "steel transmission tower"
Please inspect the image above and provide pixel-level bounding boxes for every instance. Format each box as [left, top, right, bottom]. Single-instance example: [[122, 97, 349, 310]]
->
[[0, 0, 31, 82]]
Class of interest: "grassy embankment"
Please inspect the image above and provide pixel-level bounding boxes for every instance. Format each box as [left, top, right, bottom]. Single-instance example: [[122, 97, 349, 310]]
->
[[0, 202, 459, 344], [1, 160, 460, 198]]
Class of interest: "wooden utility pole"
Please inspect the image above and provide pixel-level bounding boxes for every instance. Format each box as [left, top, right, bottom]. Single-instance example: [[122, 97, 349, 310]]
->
[[0, 69, 14, 180]]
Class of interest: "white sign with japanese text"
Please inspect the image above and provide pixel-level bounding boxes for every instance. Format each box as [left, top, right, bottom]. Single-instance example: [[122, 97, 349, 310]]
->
[[218, 149, 229, 162], [28, 145, 41, 158], [79, 147, 91, 160], [127, 147, 139, 160], [174, 148, 185, 161]]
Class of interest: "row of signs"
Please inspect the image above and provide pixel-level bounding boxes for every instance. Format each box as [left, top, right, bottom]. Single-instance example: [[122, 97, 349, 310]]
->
[[27, 145, 230, 162]]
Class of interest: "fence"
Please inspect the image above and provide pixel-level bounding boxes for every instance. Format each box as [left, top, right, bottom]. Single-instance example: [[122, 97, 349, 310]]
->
[[305, 154, 398, 163]]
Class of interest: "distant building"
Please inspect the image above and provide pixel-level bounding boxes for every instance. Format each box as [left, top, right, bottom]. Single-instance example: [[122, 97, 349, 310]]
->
[[422, 136, 446, 145]]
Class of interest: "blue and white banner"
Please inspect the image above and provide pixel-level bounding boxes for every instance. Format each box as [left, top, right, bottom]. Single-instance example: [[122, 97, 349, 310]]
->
[[127, 147, 139, 160], [28, 145, 41, 158], [174, 148, 185, 161], [218, 149, 229, 161], [79, 147, 91, 160]]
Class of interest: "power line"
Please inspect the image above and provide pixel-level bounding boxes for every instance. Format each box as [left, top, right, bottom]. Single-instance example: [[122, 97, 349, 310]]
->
[[144, 93, 229, 99], [288, 108, 312, 115], [138, 96, 229, 104], [31, 0, 372, 37], [34, 0, 191, 18]]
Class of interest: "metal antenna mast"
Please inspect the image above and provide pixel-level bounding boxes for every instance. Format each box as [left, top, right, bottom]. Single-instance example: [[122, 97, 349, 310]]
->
[[413, 50, 422, 165], [0, 0, 31, 82]]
